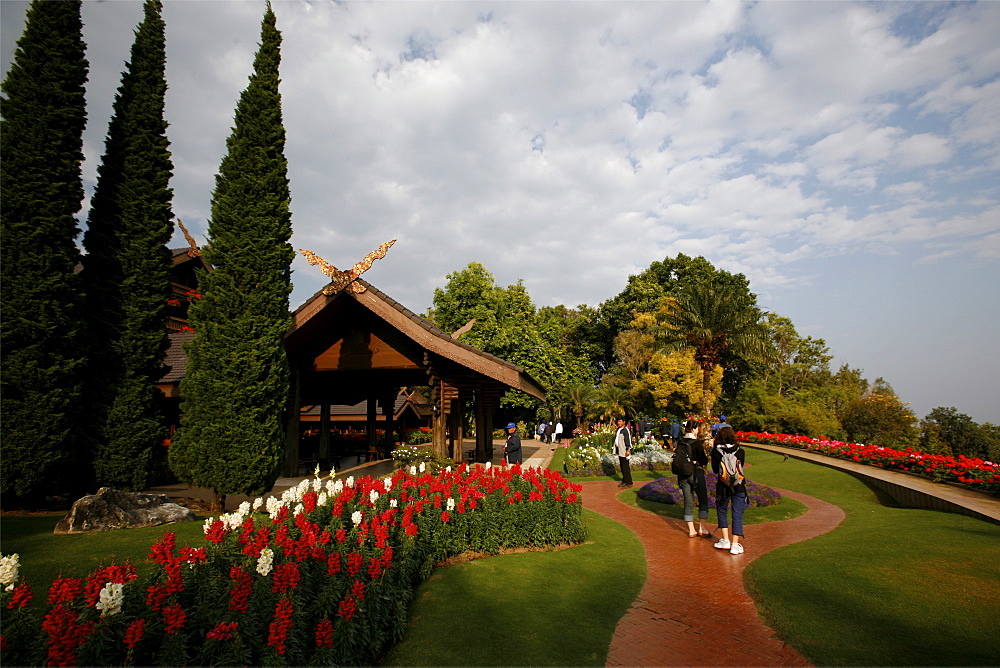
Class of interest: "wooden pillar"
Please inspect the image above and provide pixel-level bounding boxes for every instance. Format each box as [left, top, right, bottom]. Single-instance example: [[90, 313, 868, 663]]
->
[[381, 388, 396, 458], [366, 389, 377, 461], [432, 379, 447, 460], [474, 387, 487, 463], [448, 389, 464, 461], [283, 370, 301, 477], [318, 390, 330, 469]]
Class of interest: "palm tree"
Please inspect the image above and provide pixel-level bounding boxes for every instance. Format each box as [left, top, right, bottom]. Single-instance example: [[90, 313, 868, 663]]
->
[[593, 385, 630, 423], [563, 383, 596, 433], [658, 280, 774, 419]]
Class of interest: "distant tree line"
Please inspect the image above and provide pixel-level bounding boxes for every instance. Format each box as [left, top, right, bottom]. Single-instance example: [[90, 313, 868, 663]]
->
[[427, 255, 998, 462]]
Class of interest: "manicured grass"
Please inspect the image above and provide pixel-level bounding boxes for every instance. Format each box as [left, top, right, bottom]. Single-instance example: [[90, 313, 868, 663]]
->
[[0, 512, 207, 610], [381, 509, 645, 666], [743, 449, 1000, 666], [617, 484, 808, 525]]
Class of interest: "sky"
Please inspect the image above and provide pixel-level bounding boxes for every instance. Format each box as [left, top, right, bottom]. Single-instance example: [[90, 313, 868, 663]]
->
[[2, 0, 998, 424]]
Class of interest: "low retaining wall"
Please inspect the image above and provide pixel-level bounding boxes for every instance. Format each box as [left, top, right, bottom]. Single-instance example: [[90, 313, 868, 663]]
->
[[742, 443, 1000, 526]]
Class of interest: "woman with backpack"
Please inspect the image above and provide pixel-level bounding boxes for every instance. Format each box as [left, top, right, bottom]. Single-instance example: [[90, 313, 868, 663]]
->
[[673, 418, 710, 537], [711, 425, 747, 555]]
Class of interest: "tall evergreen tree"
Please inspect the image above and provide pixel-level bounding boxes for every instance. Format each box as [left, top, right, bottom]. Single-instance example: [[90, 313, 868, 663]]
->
[[170, 4, 294, 512], [81, 0, 174, 490], [1, 0, 89, 503]]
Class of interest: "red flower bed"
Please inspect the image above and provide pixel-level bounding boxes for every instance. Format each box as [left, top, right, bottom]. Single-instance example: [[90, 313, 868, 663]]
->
[[737, 431, 1000, 496], [0, 463, 585, 666]]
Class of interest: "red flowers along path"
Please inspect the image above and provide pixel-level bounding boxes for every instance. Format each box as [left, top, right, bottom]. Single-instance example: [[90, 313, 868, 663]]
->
[[582, 479, 845, 667]]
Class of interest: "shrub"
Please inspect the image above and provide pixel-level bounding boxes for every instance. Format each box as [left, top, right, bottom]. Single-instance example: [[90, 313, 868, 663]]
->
[[0, 464, 585, 666], [637, 473, 783, 508], [404, 427, 432, 446]]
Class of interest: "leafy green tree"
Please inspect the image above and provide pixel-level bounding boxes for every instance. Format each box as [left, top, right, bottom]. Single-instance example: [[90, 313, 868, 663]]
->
[[592, 385, 630, 422], [563, 383, 596, 434], [657, 280, 774, 418], [80, 0, 174, 490], [170, 4, 293, 512], [428, 263, 593, 421], [840, 380, 918, 447], [921, 407, 996, 460], [0, 0, 89, 502], [644, 349, 720, 418]]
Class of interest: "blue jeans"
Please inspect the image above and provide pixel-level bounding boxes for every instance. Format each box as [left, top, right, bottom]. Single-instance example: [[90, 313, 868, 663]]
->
[[678, 469, 709, 522], [716, 489, 747, 536]]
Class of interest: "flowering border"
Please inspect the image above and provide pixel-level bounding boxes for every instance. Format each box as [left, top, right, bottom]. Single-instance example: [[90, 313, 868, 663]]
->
[[737, 431, 1000, 496], [1, 463, 585, 666]]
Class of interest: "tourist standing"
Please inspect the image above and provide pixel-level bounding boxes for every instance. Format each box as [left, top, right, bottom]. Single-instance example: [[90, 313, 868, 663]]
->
[[711, 425, 747, 554], [554, 420, 564, 443], [674, 419, 709, 537], [504, 422, 523, 464], [669, 418, 682, 450], [613, 417, 633, 487], [544, 421, 555, 444]]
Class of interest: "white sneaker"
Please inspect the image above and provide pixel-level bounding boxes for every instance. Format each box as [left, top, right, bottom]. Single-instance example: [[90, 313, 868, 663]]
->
[[729, 542, 744, 555], [713, 538, 731, 550]]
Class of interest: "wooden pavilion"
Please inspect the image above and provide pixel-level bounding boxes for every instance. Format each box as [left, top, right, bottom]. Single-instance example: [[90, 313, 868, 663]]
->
[[157, 245, 545, 476]]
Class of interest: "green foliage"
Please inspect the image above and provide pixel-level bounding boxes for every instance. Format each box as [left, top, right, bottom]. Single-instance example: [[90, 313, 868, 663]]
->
[[170, 6, 293, 504], [81, 0, 174, 491], [390, 444, 450, 471], [0, 0, 89, 502], [427, 262, 594, 420], [840, 380, 918, 447], [921, 407, 998, 460]]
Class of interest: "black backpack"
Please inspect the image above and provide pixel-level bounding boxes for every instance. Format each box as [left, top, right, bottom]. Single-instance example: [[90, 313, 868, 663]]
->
[[671, 439, 695, 477]]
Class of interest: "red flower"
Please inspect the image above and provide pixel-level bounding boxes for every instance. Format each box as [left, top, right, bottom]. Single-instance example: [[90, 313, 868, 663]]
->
[[346, 551, 364, 578], [337, 595, 357, 621], [163, 603, 186, 635], [124, 618, 145, 649], [146, 583, 169, 611], [6, 582, 32, 609], [315, 618, 335, 648], [46, 577, 82, 606], [267, 597, 295, 655], [441, 511, 451, 523], [206, 621, 239, 641], [204, 519, 226, 545], [229, 566, 253, 613], [271, 562, 301, 593]]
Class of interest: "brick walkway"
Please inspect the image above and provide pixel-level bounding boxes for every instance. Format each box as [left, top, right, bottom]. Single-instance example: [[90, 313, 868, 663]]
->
[[582, 480, 845, 667]]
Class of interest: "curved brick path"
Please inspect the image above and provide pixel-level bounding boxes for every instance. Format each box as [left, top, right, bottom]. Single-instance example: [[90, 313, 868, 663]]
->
[[582, 479, 845, 667]]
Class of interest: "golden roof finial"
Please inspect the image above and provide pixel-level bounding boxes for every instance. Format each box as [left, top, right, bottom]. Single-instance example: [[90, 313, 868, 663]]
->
[[299, 239, 396, 295]]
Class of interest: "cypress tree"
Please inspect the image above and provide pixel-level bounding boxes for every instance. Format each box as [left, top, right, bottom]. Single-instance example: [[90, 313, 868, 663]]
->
[[81, 0, 174, 490], [170, 4, 294, 512], [1, 0, 89, 504]]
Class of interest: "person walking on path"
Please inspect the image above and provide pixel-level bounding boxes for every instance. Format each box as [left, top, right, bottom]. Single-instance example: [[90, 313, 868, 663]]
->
[[657, 417, 671, 449], [675, 418, 710, 537], [554, 420, 564, 443], [544, 421, 555, 444], [711, 425, 747, 554], [613, 417, 633, 487], [504, 422, 523, 464], [669, 418, 682, 450]]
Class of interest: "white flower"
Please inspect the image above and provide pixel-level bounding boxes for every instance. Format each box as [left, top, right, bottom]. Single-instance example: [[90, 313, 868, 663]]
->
[[314, 463, 321, 478], [390, 499, 398, 508], [294, 503, 304, 516], [238, 501, 251, 516], [446, 497, 455, 512], [346, 476, 355, 488], [95, 582, 124, 616], [317, 492, 328, 507], [383, 478, 393, 492], [352, 510, 363, 526], [328, 467, 336, 479], [446, 466, 452, 473], [252, 497, 264, 511], [0, 554, 20, 587], [333, 480, 344, 495], [485, 461, 492, 470], [409, 466, 417, 475], [419, 462, 426, 473], [257, 548, 274, 576], [370, 490, 379, 505]]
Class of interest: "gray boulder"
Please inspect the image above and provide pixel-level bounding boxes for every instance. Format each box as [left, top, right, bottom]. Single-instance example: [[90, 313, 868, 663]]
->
[[54, 487, 196, 534]]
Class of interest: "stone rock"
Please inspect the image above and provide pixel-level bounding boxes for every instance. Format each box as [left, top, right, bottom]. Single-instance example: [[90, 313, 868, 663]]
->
[[54, 487, 197, 534]]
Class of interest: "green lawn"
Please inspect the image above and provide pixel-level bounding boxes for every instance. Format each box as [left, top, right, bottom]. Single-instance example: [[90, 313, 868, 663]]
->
[[381, 509, 644, 666], [0, 512, 207, 610], [742, 449, 1000, 666]]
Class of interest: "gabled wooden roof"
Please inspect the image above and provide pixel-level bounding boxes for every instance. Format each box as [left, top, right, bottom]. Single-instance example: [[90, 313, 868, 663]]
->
[[288, 278, 545, 401]]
